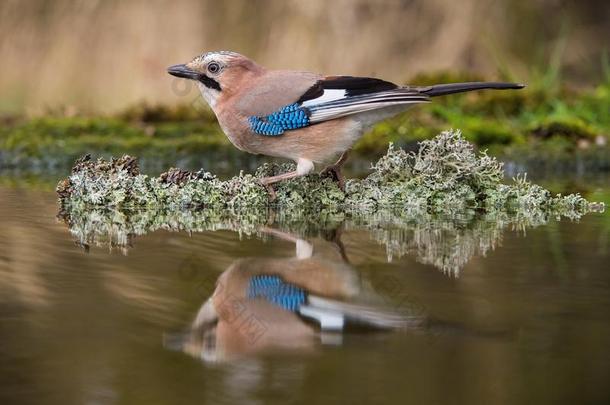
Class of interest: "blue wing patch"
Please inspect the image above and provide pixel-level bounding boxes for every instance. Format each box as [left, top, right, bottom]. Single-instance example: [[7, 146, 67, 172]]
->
[[248, 103, 310, 136], [247, 274, 307, 312]]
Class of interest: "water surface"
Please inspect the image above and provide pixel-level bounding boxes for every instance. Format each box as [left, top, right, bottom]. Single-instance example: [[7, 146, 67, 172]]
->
[[1, 185, 610, 404]]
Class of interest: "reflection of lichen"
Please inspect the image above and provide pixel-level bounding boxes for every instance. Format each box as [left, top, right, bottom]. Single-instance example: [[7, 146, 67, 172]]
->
[[56, 130, 603, 214], [358, 210, 556, 275], [58, 204, 603, 276], [59, 206, 265, 251]]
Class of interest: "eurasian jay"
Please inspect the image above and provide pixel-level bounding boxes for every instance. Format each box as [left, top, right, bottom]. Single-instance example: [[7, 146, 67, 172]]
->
[[168, 51, 524, 193]]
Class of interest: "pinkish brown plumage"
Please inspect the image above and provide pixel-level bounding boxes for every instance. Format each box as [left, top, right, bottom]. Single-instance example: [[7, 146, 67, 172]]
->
[[168, 51, 524, 194]]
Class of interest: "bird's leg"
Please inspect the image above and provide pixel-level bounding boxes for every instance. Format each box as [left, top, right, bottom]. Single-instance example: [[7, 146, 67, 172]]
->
[[259, 170, 298, 201], [321, 149, 351, 191], [322, 224, 350, 263], [259, 158, 315, 201], [259, 226, 313, 259]]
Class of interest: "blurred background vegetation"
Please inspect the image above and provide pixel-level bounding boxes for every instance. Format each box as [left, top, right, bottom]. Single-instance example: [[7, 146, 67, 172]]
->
[[0, 0, 609, 174], [1, 0, 609, 113]]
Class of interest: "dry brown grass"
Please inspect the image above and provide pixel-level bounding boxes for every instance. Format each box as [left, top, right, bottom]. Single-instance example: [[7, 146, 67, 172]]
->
[[0, 0, 607, 114]]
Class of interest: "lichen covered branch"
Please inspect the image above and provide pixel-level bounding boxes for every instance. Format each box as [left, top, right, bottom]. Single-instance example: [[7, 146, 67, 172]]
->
[[56, 130, 603, 215]]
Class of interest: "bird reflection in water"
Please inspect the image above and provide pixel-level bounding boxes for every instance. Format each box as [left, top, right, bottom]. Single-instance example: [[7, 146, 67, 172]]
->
[[168, 228, 424, 363]]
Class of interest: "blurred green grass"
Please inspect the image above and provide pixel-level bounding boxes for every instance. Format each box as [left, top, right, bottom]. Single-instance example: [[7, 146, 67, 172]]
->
[[1, 69, 609, 174]]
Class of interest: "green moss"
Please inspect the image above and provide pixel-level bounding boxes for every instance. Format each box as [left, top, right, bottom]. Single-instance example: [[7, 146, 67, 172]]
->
[[0, 114, 231, 170], [529, 115, 599, 140]]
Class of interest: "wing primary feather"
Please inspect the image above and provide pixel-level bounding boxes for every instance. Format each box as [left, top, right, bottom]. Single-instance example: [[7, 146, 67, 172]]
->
[[309, 99, 428, 123], [304, 89, 429, 123], [307, 94, 428, 111]]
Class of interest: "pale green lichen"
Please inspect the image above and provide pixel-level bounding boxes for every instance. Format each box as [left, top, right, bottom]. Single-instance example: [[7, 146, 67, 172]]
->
[[344, 131, 504, 210], [57, 130, 603, 215]]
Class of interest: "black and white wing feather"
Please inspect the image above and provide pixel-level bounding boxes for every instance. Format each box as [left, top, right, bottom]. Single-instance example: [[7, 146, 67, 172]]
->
[[298, 76, 430, 124]]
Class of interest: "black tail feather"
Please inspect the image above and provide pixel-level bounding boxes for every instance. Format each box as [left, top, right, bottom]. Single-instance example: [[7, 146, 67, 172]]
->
[[416, 82, 525, 97]]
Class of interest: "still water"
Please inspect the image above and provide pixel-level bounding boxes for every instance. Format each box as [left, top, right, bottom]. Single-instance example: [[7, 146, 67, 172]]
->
[[1, 184, 610, 404]]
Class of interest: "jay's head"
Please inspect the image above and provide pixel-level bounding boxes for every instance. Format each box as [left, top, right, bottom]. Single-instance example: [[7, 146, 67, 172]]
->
[[167, 51, 263, 107]]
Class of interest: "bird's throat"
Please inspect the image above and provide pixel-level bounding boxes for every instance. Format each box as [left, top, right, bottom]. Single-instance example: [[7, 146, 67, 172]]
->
[[196, 82, 220, 108]]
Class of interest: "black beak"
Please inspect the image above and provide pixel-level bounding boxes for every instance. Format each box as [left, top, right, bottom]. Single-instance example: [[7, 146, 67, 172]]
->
[[167, 64, 200, 80]]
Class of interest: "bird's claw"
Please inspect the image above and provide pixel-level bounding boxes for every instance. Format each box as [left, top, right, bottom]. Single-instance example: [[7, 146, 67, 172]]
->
[[259, 180, 277, 202], [321, 165, 346, 192]]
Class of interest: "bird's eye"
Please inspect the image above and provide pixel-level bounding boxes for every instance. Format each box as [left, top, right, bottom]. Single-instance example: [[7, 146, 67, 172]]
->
[[207, 62, 220, 74]]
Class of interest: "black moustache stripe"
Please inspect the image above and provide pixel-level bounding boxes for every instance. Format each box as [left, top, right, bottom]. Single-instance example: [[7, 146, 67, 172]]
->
[[199, 74, 221, 91]]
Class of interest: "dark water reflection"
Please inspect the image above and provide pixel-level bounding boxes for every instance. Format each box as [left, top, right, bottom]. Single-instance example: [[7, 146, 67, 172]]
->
[[2, 186, 610, 404], [170, 229, 425, 364]]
